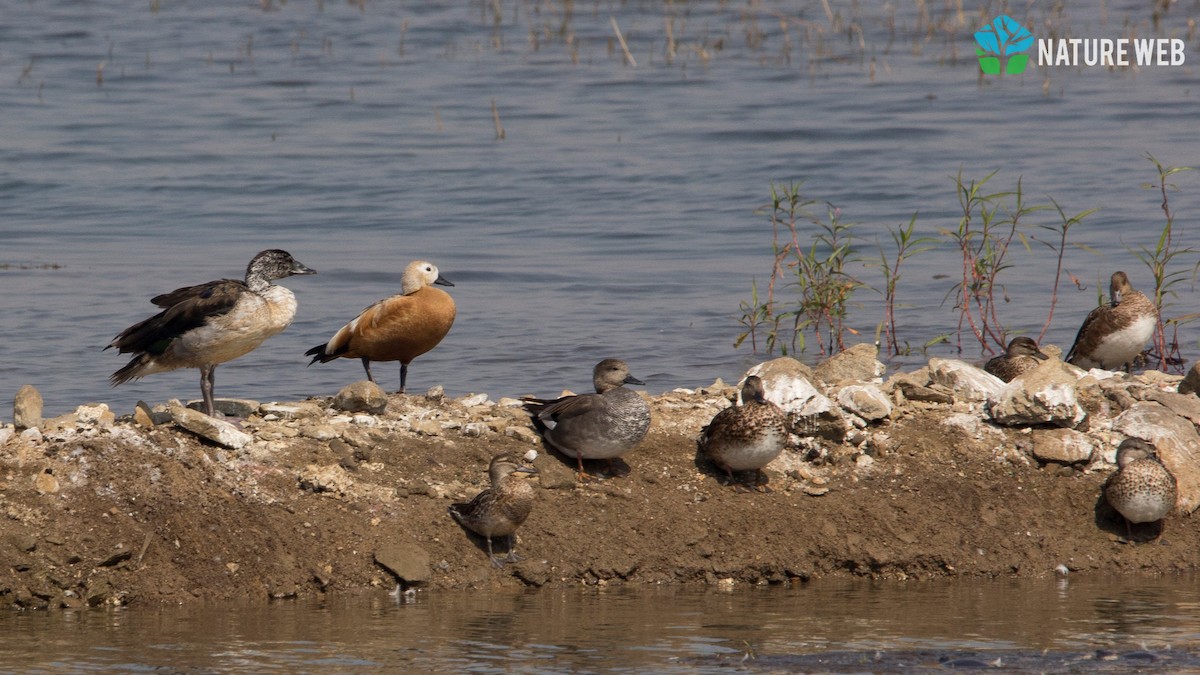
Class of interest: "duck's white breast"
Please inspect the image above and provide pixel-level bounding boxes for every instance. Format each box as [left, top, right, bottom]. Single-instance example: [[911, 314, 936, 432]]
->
[[172, 286, 297, 366]]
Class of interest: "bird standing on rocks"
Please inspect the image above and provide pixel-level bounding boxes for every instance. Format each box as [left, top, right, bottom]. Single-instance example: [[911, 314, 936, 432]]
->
[[306, 260, 456, 394], [108, 249, 316, 417], [985, 336, 1049, 382], [1066, 271, 1158, 371], [523, 359, 651, 480], [699, 375, 788, 491], [1104, 437, 1177, 543], [448, 453, 538, 568]]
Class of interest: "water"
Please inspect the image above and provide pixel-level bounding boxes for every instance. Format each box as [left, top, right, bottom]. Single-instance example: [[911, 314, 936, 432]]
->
[[4, 578, 1200, 672], [2, 1, 1197, 417], [2, 4, 1198, 662]]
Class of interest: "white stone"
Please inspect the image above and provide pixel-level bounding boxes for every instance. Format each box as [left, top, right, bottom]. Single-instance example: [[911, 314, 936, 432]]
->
[[928, 358, 1005, 402], [1113, 402, 1200, 514], [745, 364, 832, 417], [19, 427, 43, 444], [458, 393, 489, 407], [168, 404, 252, 450], [1031, 428, 1094, 464], [835, 384, 892, 421], [988, 361, 1087, 428]]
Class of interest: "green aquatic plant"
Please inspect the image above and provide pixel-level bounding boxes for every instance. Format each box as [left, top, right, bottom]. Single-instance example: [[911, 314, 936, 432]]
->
[[876, 213, 936, 357], [735, 182, 865, 357], [940, 171, 1050, 354], [1131, 154, 1197, 371]]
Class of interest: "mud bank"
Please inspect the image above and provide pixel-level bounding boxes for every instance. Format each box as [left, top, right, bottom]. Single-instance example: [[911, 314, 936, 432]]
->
[[1, 352, 1197, 608]]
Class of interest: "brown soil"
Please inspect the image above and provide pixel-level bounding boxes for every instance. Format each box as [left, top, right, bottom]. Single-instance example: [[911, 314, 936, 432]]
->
[[0, 388, 1195, 609]]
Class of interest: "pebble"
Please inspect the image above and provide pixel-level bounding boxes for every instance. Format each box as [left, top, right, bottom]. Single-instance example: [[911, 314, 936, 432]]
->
[[458, 393, 489, 407], [505, 426, 538, 443], [332, 381, 387, 414], [13, 385, 43, 431]]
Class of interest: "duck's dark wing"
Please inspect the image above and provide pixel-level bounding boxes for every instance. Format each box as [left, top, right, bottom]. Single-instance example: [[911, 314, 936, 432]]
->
[[1065, 302, 1111, 363], [523, 393, 602, 426], [448, 489, 495, 525], [109, 279, 246, 355]]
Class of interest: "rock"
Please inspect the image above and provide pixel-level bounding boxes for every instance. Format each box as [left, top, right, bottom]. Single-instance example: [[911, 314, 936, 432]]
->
[[13, 385, 43, 431], [259, 402, 322, 420], [186, 398, 259, 418], [374, 542, 431, 584], [42, 413, 78, 432], [331, 381, 387, 414], [1113, 402, 1200, 514], [461, 422, 490, 437], [75, 403, 115, 427], [425, 385, 445, 400], [835, 384, 892, 422], [1179, 362, 1200, 395], [815, 343, 886, 384], [746, 358, 831, 416], [928, 359, 1005, 402], [410, 420, 442, 436], [19, 427, 43, 445], [134, 401, 157, 428], [168, 404, 253, 449], [1145, 390, 1200, 427], [300, 424, 340, 441], [33, 469, 59, 494], [988, 359, 1086, 428], [0, 426, 14, 446], [458, 393, 489, 407], [505, 426, 539, 443], [1031, 428, 1094, 464], [298, 464, 354, 495]]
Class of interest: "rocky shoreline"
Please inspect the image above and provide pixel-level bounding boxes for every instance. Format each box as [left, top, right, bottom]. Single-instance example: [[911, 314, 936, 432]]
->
[[1, 345, 1198, 609]]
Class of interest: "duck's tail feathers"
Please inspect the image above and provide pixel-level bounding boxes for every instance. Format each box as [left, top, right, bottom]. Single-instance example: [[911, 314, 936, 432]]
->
[[305, 343, 336, 365], [110, 354, 152, 387]]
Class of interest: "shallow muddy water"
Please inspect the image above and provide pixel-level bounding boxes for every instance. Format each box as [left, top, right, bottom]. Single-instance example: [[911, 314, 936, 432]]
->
[[4, 576, 1200, 672]]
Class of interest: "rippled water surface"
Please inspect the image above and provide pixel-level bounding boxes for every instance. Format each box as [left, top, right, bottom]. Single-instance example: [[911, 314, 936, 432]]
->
[[2, 1, 1198, 416], [4, 578, 1200, 672]]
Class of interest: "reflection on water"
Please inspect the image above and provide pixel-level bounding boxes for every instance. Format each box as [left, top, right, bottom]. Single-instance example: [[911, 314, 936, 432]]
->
[[3, 576, 1200, 672]]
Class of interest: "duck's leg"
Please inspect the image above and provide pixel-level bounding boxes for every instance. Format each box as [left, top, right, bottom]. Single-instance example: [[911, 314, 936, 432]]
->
[[504, 534, 522, 564], [753, 469, 773, 493], [398, 362, 409, 394], [360, 357, 375, 383], [486, 536, 504, 568], [200, 364, 216, 417]]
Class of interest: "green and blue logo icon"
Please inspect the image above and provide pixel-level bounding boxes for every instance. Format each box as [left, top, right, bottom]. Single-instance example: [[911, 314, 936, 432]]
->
[[975, 15, 1034, 75]]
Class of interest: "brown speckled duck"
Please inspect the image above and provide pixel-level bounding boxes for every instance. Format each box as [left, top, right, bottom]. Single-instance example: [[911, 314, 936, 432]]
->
[[523, 359, 651, 481], [985, 336, 1049, 382], [306, 260, 455, 393], [1066, 271, 1158, 371], [1104, 438, 1177, 543], [448, 453, 538, 568], [699, 375, 788, 491], [108, 249, 316, 416]]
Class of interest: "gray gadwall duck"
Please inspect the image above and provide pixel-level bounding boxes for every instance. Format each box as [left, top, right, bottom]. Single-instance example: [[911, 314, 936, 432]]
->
[[448, 453, 538, 567], [306, 260, 455, 393], [108, 249, 316, 417], [523, 359, 651, 480], [1066, 271, 1157, 371], [985, 336, 1049, 382], [699, 376, 788, 491], [1104, 438, 1177, 543]]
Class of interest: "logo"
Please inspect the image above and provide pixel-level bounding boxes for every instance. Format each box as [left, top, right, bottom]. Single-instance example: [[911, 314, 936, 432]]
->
[[975, 15, 1034, 75]]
